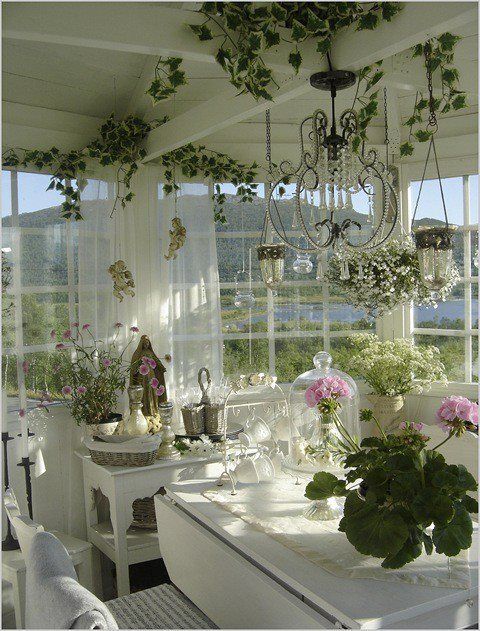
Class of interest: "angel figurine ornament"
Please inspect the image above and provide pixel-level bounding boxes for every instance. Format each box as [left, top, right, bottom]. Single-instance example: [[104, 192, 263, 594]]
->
[[165, 217, 187, 260], [108, 259, 135, 302]]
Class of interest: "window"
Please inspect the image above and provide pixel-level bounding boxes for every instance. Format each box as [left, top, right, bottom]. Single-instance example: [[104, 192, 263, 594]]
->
[[408, 174, 478, 383], [2, 170, 113, 411], [215, 183, 374, 383]]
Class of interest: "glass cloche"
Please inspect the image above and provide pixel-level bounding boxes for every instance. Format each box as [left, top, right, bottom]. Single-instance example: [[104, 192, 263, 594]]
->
[[287, 351, 360, 476], [283, 351, 360, 519]]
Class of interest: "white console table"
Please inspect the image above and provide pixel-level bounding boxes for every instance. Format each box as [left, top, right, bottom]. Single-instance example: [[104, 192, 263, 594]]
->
[[76, 450, 222, 596], [155, 467, 478, 629]]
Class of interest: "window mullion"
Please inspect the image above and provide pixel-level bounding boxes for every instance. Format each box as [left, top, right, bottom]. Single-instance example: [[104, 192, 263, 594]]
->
[[463, 175, 472, 382]]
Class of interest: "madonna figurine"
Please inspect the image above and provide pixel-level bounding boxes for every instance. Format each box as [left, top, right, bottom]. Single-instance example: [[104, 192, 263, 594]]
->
[[130, 335, 167, 418]]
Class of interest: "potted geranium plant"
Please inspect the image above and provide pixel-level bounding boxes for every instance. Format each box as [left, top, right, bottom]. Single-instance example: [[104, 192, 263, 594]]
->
[[345, 334, 447, 432], [53, 322, 140, 435], [305, 397, 478, 569]]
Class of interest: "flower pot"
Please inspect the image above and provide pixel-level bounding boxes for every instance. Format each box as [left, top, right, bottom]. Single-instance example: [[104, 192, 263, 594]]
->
[[84, 413, 122, 437], [367, 395, 405, 434]]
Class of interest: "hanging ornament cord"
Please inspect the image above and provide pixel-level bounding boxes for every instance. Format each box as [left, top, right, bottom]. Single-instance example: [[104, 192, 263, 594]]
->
[[248, 247, 253, 365], [410, 47, 449, 231], [261, 109, 288, 246]]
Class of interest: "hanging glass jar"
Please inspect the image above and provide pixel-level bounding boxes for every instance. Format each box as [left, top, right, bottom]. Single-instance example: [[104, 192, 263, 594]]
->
[[257, 243, 285, 290], [413, 226, 456, 291], [234, 270, 255, 308]]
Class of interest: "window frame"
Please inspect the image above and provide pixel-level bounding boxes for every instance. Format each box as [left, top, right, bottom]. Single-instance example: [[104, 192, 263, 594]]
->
[[401, 157, 478, 395], [216, 180, 376, 385]]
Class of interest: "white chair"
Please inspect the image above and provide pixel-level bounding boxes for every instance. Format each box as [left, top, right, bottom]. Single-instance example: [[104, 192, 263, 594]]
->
[[3, 488, 98, 629], [26, 531, 215, 629]]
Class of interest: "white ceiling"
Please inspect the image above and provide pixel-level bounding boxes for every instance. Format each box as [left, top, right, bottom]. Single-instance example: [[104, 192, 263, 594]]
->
[[2, 1, 478, 159]]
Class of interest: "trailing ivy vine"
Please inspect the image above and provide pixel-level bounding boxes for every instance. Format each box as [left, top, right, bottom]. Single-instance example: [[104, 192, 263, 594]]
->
[[189, 2, 402, 101], [350, 61, 384, 152], [160, 144, 258, 224], [2, 113, 258, 224], [400, 33, 467, 157], [146, 57, 188, 104]]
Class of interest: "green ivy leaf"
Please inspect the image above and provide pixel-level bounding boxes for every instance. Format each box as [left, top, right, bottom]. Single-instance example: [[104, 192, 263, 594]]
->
[[270, 2, 287, 21], [414, 129, 432, 142], [291, 19, 308, 42], [316, 38, 331, 54], [264, 29, 280, 48], [288, 50, 302, 74], [357, 12, 379, 31], [438, 32, 461, 52], [189, 23, 213, 41], [432, 503, 473, 556], [452, 93, 467, 110]]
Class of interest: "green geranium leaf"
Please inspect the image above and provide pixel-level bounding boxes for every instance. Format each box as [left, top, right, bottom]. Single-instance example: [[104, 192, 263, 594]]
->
[[339, 493, 409, 558], [305, 471, 347, 501], [381, 536, 423, 569], [288, 50, 302, 74], [462, 495, 478, 514], [411, 489, 454, 526], [432, 503, 473, 556]]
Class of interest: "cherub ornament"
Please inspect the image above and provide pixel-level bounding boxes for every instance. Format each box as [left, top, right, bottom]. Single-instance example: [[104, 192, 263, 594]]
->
[[108, 259, 135, 302], [164, 217, 186, 260]]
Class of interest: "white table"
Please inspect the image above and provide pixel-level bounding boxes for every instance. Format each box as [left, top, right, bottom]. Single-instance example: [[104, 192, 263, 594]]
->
[[155, 467, 478, 629], [76, 450, 223, 596]]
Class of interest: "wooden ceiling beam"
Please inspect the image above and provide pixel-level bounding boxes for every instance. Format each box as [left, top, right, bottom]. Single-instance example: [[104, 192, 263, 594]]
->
[[143, 2, 477, 162]]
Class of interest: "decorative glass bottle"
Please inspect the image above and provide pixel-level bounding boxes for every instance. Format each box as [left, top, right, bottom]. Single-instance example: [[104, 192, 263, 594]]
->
[[124, 385, 149, 436], [157, 402, 181, 460]]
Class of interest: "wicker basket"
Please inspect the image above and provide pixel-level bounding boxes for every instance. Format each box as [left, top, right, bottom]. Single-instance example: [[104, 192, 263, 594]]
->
[[89, 448, 156, 467], [132, 496, 157, 529]]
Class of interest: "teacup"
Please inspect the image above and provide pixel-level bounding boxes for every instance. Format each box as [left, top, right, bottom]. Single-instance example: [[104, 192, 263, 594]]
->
[[231, 456, 259, 484], [273, 414, 292, 442], [253, 452, 275, 482], [238, 417, 272, 447]]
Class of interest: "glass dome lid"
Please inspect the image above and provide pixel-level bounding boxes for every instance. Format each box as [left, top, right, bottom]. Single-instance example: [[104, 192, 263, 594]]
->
[[285, 351, 360, 475]]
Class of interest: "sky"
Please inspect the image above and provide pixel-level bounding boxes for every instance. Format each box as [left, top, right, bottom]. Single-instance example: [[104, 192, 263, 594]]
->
[[2, 170, 478, 226]]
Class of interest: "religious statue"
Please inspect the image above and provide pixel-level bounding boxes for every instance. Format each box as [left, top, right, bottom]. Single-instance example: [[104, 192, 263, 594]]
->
[[129, 336, 167, 422], [108, 259, 135, 302], [164, 217, 187, 260]]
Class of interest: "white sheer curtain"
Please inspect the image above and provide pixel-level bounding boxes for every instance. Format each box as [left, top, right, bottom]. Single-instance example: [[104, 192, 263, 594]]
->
[[157, 181, 223, 398]]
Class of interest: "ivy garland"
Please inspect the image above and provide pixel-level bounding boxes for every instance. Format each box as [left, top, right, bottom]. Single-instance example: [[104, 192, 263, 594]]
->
[[146, 57, 188, 104], [3, 114, 164, 220], [2, 114, 258, 223], [400, 33, 467, 157], [188, 2, 403, 101], [160, 144, 258, 224]]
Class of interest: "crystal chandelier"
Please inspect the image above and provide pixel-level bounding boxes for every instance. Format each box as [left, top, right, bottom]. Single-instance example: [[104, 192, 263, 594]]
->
[[258, 56, 399, 288]]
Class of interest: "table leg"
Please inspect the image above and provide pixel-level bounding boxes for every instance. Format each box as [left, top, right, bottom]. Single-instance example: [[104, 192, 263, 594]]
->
[[12, 569, 26, 630], [110, 495, 130, 597]]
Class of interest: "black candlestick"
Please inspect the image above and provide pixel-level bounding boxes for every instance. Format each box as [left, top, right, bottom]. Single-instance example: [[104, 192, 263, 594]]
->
[[2, 431, 20, 550], [17, 457, 35, 520]]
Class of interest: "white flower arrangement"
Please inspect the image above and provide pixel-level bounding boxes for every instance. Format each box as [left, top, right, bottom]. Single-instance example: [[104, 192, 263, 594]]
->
[[345, 333, 448, 396], [231, 372, 277, 392], [327, 237, 460, 317], [176, 434, 217, 458]]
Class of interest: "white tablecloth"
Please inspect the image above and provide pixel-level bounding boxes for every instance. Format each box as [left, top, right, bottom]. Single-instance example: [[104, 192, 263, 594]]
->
[[204, 476, 472, 590]]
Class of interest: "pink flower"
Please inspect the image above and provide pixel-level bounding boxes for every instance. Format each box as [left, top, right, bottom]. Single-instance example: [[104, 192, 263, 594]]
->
[[50, 329, 56, 340], [71, 322, 79, 328], [37, 401, 49, 410], [130, 326, 139, 333], [62, 329, 72, 340], [101, 358, 112, 368], [155, 387, 165, 397], [139, 364, 149, 376], [150, 377, 160, 389], [18, 408, 26, 418], [55, 343, 67, 350], [62, 386, 72, 396], [413, 422, 424, 432], [305, 376, 351, 407], [114, 322, 123, 328], [435, 396, 478, 434], [77, 386, 87, 395], [146, 358, 156, 369], [22, 360, 29, 375], [82, 324, 91, 331], [399, 421, 407, 430]]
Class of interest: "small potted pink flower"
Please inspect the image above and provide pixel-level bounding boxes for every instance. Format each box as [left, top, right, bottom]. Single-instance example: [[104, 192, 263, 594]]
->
[[54, 323, 141, 436]]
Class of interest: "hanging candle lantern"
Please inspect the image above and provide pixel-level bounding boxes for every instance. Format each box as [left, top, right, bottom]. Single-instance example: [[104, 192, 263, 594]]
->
[[413, 226, 456, 291], [257, 243, 285, 290], [293, 253, 314, 275]]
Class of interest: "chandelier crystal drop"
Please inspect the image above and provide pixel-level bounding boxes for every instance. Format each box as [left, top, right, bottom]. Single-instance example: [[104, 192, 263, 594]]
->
[[258, 60, 399, 277]]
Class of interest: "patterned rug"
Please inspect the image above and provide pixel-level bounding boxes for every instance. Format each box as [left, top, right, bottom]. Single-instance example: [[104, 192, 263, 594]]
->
[[107, 583, 216, 629]]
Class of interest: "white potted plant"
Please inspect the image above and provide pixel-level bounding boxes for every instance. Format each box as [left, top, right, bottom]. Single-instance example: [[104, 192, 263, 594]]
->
[[345, 334, 448, 432]]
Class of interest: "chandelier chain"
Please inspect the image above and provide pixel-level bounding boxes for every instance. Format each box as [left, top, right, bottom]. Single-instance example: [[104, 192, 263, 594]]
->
[[383, 87, 389, 170], [425, 46, 438, 132], [265, 109, 272, 175]]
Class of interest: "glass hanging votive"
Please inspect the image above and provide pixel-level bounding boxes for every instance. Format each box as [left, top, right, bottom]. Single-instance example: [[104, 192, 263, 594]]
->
[[257, 243, 285, 290], [234, 270, 255, 308], [293, 252, 314, 275], [413, 226, 456, 291]]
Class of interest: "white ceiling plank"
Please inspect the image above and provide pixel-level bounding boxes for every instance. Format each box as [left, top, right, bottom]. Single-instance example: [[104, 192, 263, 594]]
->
[[3, 102, 103, 135], [124, 57, 159, 118], [143, 2, 477, 163]]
